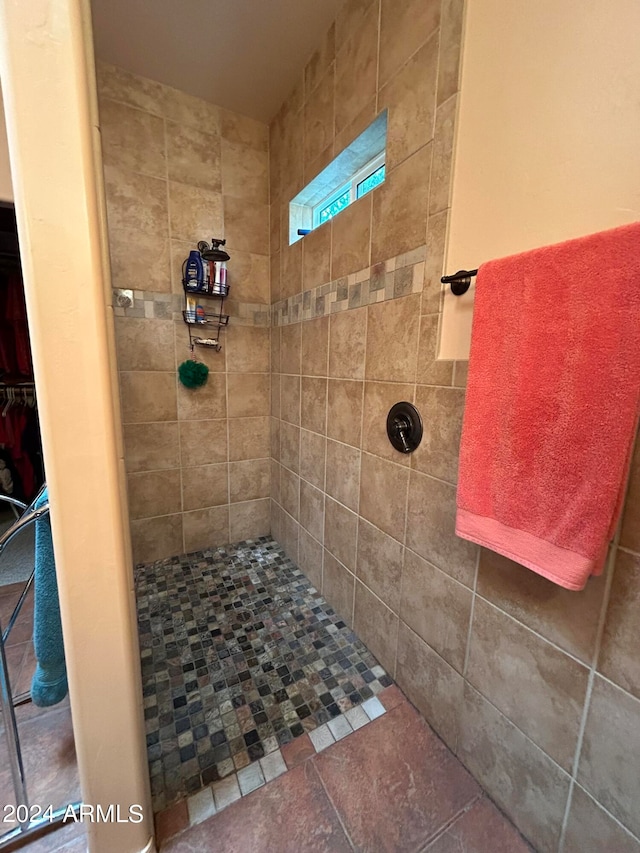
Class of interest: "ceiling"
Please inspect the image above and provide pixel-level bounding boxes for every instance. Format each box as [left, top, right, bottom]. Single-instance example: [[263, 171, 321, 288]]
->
[[90, 0, 345, 124]]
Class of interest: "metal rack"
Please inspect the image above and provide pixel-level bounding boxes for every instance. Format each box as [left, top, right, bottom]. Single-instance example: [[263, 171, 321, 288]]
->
[[182, 239, 231, 353], [0, 489, 81, 849]]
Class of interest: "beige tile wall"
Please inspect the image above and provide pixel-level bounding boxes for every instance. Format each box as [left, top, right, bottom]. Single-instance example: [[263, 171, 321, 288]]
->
[[268, 1, 640, 851], [97, 63, 271, 564]]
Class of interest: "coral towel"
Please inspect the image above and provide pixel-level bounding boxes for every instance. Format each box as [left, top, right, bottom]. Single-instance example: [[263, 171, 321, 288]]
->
[[456, 222, 640, 590]]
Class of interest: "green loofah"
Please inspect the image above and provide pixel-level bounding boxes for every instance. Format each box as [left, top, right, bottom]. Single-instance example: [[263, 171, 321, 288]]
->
[[178, 359, 209, 388]]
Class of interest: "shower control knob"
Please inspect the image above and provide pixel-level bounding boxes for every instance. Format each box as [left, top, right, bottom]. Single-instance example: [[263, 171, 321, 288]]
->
[[387, 402, 423, 454]]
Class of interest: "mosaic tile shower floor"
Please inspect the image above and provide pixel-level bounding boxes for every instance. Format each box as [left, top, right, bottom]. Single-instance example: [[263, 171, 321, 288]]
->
[[135, 536, 392, 812]]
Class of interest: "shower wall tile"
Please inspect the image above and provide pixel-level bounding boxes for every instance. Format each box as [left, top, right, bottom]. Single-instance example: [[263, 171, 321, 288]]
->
[[115, 317, 176, 372], [405, 470, 477, 586], [227, 374, 270, 419], [302, 222, 332, 291], [299, 430, 326, 490], [353, 580, 399, 676], [220, 107, 269, 152], [325, 440, 361, 511], [225, 325, 271, 373], [370, 144, 431, 264], [100, 99, 166, 178], [120, 372, 177, 424], [328, 306, 367, 379], [598, 550, 640, 698], [104, 165, 168, 237], [322, 552, 355, 625], [416, 314, 454, 385], [356, 519, 403, 613], [130, 513, 183, 565], [477, 548, 605, 664], [578, 676, 640, 840], [280, 374, 301, 425], [299, 479, 325, 542], [298, 527, 324, 590], [326, 379, 363, 446], [466, 599, 589, 771], [280, 422, 300, 473], [411, 385, 464, 483], [178, 374, 227, 420], [229, 459, 270, 503], [563, 785, 640, 853], [280, 323, 302, 374], [166, 121, 221, 192], [301, 378, 327, 434], [227, 250, 270, 305], [365, 294, 420, 383], [358, 453, 408, 540], [378, 34, 438, 169], [183, 506, 230, 553], [223, 196, 269, 256], [179, 419, 228, 467], [228, 499, 270, 541], [330, 196, 372, 282], [457, 683, 571, 853], [324, 498, 358, 572], [401, 549, 471, 673], [395, 623, 463, 753], [182, 463, 229, 511], [301, 316, 329, 376], [109, 228, 171, 294], [221, 140, 269, 204], [228, 416, 271, 462], [168, 181, 223, 244], [280, 468, 300, 520], [124, 422, 180, 473], [334, 3, 378, 134], [127, 470, 182, 520]]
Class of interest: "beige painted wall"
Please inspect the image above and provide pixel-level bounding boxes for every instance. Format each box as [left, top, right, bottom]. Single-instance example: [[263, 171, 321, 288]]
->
[[96, 64, 272, 565], [270, 0, 640, 850], [0, 1, 153, 851], [439, 0, 640, 359], [0, 87, 13, 202]]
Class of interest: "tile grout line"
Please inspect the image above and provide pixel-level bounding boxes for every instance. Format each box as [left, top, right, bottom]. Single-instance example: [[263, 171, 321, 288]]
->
[[308, 757, 358, 852], [352, 306, 369, 627], [558, 532, 620, 851], [462, 548, 480, 679], [416, 793, 483, 853]]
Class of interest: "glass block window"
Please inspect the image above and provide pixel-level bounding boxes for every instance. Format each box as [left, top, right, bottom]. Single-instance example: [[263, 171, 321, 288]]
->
[[289, 111, 388, 243], [318, 187, 351, 224], [312, 152, 385, 229], [357, 164, 386, 199]]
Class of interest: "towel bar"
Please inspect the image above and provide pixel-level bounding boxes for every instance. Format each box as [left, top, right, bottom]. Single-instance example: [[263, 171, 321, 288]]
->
[[441, 268, 478, 295]]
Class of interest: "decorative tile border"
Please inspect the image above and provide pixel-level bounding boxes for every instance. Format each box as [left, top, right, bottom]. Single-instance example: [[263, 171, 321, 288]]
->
[[112, 289, 270, 327], [272, 245, 427, 327]]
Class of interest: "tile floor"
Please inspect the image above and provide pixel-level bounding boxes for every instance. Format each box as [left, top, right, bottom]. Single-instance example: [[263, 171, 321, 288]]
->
[[0, 581, 84, 852], [135, 537, 392, 812], [156, 687, 534, 852]]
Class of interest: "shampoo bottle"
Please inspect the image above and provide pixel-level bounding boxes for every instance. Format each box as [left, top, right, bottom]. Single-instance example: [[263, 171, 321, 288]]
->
[[184, 250, 204, 291]]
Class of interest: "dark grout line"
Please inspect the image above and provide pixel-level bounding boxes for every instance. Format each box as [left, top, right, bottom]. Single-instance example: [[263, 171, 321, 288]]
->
[[416, 793, 483, 853], [308, 757, 358, 852]]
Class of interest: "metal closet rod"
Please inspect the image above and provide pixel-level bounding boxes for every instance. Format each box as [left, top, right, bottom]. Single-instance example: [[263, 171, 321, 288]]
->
[[441, 268, 478, 296]]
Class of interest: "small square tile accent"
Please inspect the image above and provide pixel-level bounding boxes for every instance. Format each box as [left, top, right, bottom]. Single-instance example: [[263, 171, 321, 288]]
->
[[260, 749, 288, 782], [345, 705, 370, 731], [237, 762, 266, 796], [362, 697, 386, 721], [212, 775, 242, 811], [309, 724, 336, 753], [186, 787, 215, 825], [328, 715, 353, 741]]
